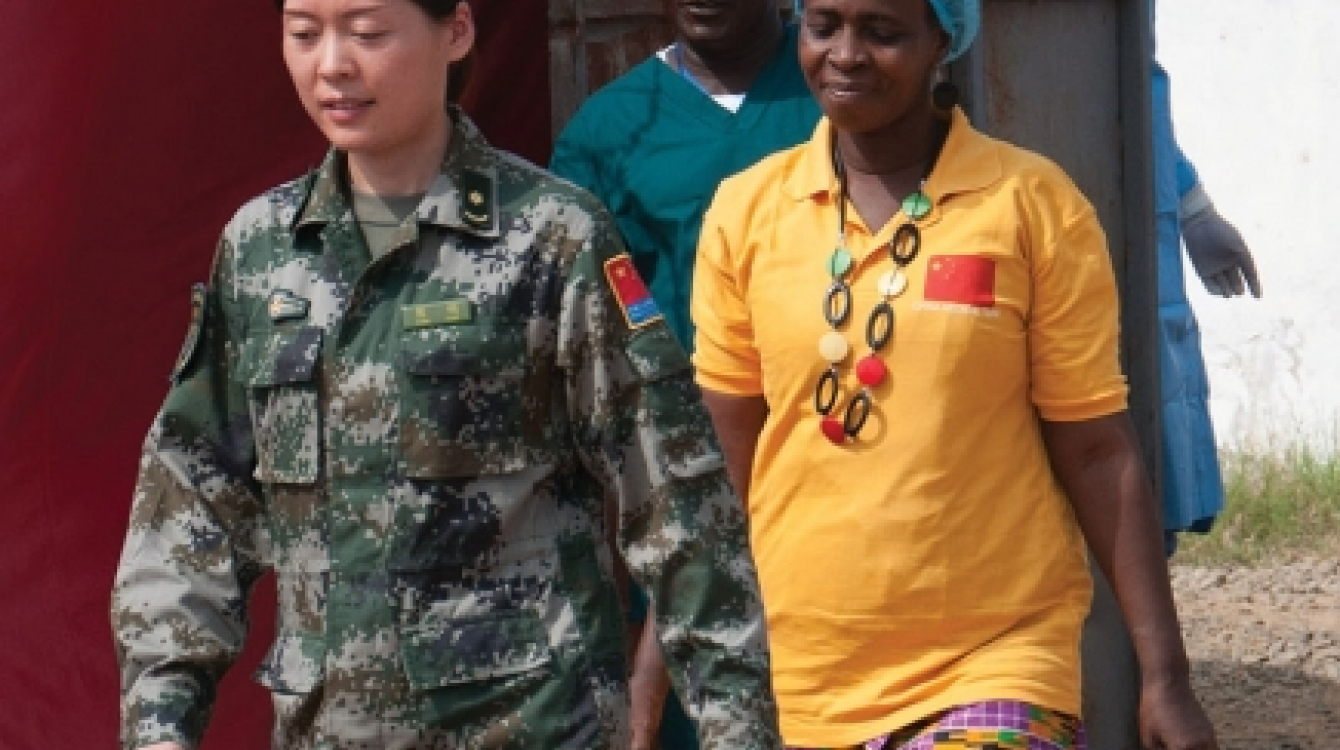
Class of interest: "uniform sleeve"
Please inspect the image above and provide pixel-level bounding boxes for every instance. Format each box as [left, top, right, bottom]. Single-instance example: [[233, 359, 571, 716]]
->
[[1174, 143, 1201, 200], [1152, 60, 1203, 200], [690, 191, 765, 395], [558, 201, 782, 750], [111, 237, 266, 750], [1027, 177, 1130, 421]]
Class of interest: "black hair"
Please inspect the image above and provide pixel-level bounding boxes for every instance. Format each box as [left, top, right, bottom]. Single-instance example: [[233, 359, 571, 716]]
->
[[274, 0, 474, 103], [273, 0, 460, 16]]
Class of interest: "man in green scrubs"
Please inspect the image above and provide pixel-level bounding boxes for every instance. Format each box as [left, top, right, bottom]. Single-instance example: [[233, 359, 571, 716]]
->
[[551, 1, 820, 747], [552, 0, 820, 349]]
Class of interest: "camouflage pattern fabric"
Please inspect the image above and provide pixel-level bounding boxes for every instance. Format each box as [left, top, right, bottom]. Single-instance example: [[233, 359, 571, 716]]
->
[[112, 111, 780, 750]]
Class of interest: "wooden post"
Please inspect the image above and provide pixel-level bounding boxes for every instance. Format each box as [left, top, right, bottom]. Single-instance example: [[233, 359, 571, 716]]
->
[[953, 3, 1159, 750]]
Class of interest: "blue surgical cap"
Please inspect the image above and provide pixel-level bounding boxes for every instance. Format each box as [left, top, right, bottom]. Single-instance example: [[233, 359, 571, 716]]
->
[[793, 0, 981, 63], [927, 0, 981, 62]]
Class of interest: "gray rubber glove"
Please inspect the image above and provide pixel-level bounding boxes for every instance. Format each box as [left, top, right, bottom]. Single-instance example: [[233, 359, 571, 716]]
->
[[1179, 183, 1262, 298]]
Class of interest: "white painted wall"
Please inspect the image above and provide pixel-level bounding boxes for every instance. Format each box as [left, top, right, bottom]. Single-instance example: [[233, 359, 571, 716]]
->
[[1159, 0, 1340, 451]]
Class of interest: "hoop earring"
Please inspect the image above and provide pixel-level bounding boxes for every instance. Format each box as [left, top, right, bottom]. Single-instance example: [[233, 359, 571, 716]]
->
[[932, 77, 960, 114]]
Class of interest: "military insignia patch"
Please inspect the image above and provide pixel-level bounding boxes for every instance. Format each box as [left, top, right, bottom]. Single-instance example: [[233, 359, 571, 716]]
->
[[171, 283, 207, 383], [268, 289, 310, 322], [459, 169, 493, 231], [402, 299, 474, 329], [604, 254, 662, 330]]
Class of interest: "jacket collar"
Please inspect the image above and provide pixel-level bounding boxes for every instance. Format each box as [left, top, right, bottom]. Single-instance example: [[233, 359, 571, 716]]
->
[[292, 107, 500, 239]]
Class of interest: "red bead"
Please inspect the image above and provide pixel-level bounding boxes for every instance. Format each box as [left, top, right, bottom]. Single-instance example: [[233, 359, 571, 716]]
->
[[820, 416, 846, 445], [855, 355, 887, 387]]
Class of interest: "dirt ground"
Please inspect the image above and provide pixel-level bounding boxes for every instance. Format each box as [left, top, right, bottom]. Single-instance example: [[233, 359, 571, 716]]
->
[[1171, 556, 1340, 749]]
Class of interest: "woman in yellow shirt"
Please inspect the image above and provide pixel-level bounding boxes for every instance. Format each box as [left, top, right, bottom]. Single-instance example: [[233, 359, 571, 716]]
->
[[691, 0, 1218, 748]]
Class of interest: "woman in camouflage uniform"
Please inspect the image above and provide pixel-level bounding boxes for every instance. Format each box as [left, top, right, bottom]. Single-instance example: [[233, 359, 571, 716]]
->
[[112, 1, 779, 748]]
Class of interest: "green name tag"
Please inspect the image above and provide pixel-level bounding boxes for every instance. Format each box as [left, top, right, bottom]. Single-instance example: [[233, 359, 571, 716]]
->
[[402, 300, 474, 329]]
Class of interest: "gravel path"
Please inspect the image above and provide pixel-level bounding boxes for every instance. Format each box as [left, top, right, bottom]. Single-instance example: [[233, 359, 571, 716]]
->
[[1171, 556, 1340, 749]]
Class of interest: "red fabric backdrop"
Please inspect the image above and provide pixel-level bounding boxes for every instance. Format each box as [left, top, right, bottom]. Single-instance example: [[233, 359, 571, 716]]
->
[[0, 2, 549, 747]]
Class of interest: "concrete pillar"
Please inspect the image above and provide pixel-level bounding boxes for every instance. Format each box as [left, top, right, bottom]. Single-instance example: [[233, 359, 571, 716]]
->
[[953, 3, 1159, 750]]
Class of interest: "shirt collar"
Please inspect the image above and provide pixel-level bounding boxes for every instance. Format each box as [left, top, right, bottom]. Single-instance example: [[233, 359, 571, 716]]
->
[[292, 107, 500, 239], [782, 108, 1003, 211]]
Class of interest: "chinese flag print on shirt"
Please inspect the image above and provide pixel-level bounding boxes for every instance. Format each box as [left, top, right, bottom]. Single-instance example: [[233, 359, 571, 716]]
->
[[924, 255, 996, 307]]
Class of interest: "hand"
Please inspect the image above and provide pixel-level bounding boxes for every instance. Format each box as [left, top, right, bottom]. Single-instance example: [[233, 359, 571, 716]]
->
[[628, 614, 669, 750], [1180, 202, 1261, 298], [1138, 676, 1219, 750], [630, 700, 664, 750]]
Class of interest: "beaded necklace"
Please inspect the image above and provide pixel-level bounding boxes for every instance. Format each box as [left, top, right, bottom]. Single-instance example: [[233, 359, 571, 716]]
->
[[816, 133, 945, 445]]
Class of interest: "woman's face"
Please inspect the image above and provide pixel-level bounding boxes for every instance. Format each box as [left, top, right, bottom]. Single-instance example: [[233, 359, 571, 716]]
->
[[281, 0, 473, 158], [799, 0, 948, 134]]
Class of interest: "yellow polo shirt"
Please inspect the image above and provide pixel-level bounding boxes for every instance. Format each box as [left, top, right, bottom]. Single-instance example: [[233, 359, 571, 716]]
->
[[691, 110, 1129, 746]]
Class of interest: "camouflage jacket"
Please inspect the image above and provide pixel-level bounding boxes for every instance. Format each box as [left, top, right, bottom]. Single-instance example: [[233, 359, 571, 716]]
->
[[112, 112, 780, 750]]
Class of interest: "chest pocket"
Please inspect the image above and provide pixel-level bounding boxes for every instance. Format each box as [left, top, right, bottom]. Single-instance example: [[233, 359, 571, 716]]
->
[[236, 327, 324, 484], [399, 321, 544, 478], [400, 610, 551, 690]]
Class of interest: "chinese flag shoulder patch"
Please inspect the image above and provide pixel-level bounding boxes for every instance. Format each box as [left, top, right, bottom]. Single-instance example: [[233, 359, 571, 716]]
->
[[603, 253, 663, 329], [924, 255, 997, 307]]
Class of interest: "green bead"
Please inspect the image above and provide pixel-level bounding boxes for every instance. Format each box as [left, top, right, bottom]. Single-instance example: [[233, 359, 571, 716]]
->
[[902, 191, 932, 220], [828, 247, 853, 277]]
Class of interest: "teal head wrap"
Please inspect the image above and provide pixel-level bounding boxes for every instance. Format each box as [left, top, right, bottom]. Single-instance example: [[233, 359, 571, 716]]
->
[[927, 0, 981, 62]]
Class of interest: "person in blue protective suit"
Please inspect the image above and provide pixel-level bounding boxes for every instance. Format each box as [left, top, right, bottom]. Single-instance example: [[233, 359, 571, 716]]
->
[[551, 1, 821, 748], [1150, 2, 1261, 553]]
